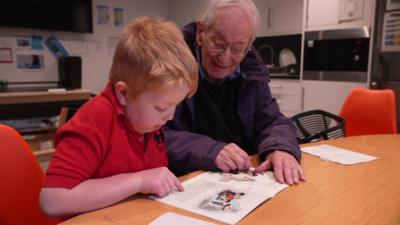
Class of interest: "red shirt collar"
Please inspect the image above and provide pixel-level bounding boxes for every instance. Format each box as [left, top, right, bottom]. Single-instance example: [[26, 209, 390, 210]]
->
[[101, 81, 141, 136], [100, 81, 160, 136]]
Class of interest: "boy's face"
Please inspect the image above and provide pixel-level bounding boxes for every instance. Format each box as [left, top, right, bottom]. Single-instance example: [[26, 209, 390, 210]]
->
[[115, 81, 189, 134]]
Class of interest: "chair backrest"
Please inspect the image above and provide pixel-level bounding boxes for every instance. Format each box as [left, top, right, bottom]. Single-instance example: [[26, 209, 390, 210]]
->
[[0, 125, 59, 225], [58, 106, 79, 127], [291, 109, 345, 144], [339, 87, 397, 136]]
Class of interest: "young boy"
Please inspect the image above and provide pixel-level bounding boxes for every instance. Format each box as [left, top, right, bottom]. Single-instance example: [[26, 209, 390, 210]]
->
[[40, 17, 198, 217]]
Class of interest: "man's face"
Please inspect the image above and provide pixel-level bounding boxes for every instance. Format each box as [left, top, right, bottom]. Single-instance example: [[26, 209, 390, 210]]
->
[[122, 82, 189, 134], [197, 7, 253, 81]]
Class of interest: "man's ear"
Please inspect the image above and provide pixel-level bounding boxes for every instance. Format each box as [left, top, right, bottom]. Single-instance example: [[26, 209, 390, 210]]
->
[[196, 21, 205, 45], [114, 81, 128, 106]]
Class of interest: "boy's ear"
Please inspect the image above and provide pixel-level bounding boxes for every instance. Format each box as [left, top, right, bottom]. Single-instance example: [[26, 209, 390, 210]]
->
[[196, 21, 204, 45], [114, 81, 128, 106]]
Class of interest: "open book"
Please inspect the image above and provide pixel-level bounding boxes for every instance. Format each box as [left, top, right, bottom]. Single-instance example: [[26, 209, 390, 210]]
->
[[153, 169, 289, 225]]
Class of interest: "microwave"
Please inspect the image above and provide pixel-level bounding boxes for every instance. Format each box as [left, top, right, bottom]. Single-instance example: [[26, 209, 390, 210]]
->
[[303, 28, 370, 82]]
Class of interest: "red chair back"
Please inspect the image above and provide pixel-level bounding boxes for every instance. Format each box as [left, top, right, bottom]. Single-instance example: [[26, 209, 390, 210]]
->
[[0, 125, 59, 225], [339, 87, 397, 136]]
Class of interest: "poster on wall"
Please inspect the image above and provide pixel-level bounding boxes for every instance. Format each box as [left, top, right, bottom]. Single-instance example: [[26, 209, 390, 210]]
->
[[43, 34, 69, 59], [382, 11, 400, 52], [113, 8, 124, 26], [16, 37, 31, 50], [15, 36, 44, 51], [97, 5, 110, 25], [0, 48, 13, 63], [16, 54, 45, 69], [31, 35, 44, 50]]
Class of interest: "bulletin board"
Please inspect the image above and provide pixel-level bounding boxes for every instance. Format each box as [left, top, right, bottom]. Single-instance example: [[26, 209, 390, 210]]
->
[[381, 11, 400, 52]]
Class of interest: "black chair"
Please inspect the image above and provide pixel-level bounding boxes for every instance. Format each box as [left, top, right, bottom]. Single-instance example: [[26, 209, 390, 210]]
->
[[291, 110, 345, 144]]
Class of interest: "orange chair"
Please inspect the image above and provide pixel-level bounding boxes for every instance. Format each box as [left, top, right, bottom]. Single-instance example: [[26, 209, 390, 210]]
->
[[0, 125, 59, 225], [339, 87, 397, 136]]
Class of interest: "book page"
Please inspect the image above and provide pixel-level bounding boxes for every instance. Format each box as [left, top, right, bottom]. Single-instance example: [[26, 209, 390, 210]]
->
[[202, 170, 288, 196], [153, 170, 288, 225]]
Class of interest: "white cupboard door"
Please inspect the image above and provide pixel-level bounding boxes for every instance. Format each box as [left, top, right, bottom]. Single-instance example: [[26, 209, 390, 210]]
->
[[306, 0, 339, 28], [268, 0, 303, 35]]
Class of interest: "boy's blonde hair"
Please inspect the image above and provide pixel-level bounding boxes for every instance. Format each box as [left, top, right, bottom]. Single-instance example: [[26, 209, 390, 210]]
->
[[110, 17, 198, 98]]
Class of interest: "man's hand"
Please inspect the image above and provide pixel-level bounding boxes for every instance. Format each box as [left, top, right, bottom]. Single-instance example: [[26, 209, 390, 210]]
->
[[215, 143, 251, 172], [256, 151, 306, 185], [136, 167, 184, 197]]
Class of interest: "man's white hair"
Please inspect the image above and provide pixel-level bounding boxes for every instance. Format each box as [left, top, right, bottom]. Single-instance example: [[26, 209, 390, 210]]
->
[[202, 0, 260, 43]]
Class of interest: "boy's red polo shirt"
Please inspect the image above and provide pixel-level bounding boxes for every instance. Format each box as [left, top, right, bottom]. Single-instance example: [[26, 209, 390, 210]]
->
[[44, 82, 168, 189]]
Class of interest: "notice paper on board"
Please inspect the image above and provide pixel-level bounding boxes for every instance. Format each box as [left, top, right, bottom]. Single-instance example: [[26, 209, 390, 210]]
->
[[43, 34, 69, 59]]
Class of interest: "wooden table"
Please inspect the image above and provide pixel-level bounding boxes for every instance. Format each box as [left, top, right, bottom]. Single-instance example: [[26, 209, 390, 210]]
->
[[60, 134, 400, 225]]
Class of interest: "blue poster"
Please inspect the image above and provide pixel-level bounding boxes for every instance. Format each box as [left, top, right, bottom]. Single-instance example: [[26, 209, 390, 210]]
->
[[43, 34, 69, 59], [31, 35, 44, 50]]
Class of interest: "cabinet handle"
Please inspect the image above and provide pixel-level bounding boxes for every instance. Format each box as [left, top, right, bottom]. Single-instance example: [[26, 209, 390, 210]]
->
[[300, 86, 305, 112], [370, 81, 378, 89], [267, 7, 272, 28], [305, 0, 309, 28]]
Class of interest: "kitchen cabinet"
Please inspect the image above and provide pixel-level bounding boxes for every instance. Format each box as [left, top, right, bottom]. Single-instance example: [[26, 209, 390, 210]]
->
[[269, 79, 303, 117], [168, 0, 303, 37], [255, 0, 303, 36], [168, 0, 210, 28], [302, 80, 366, 114], [305, 0, 376, 31]]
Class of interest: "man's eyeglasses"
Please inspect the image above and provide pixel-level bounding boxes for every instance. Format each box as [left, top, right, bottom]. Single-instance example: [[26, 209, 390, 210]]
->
[[205, 33, 250, 57]]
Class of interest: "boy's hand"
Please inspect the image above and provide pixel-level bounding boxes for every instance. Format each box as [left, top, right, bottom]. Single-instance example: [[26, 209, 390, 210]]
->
[[136, 167, 184, 197]]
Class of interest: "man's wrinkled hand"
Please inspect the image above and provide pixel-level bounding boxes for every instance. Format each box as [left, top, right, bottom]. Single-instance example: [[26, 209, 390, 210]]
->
[[256, 151, 306, 185]]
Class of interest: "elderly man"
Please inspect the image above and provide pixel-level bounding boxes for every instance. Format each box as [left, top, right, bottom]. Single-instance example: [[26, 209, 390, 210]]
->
[[165, 0, 306, 185]]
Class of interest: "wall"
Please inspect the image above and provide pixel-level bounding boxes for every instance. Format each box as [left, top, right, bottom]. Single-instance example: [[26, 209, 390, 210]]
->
[[167, 0, 210, 28], [0, 0, 168, 94]]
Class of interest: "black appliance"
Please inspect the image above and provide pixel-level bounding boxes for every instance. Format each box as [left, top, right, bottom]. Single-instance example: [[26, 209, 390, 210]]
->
[[0, 0, 93, 33], [254, 34, 302, 78], [303, 28, 371, 82], [58, 56, 82, 90], [370, 0, 400, 131]]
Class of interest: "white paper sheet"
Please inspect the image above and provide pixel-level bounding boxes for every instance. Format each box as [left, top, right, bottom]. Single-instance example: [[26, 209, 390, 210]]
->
[[69, 41, 88, 54], [149, 212, 218, 225], [302, 144, 378, 165]]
